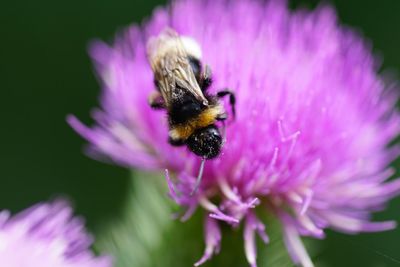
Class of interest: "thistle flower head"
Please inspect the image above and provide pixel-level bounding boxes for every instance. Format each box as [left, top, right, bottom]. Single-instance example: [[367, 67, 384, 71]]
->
[[68, 0, 400, 266], [0, 200, 111, 267]]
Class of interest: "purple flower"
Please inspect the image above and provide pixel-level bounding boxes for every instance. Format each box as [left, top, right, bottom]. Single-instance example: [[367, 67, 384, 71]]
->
[[68, 0, 400, 266], [0, 200, 111, 267]]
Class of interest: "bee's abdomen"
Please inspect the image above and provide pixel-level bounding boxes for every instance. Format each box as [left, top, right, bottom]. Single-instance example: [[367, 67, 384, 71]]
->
[[169, 105, 223, 141]]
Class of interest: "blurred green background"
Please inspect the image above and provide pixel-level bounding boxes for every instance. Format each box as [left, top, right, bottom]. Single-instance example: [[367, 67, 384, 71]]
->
[[1, 0, 399, 266]]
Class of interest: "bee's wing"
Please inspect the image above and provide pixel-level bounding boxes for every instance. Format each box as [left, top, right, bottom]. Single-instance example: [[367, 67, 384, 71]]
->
[[146, 29, 208, 107]]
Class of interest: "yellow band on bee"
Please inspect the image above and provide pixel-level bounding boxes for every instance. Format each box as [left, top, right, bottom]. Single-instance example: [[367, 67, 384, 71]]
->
[[169, 105, 224, 140]]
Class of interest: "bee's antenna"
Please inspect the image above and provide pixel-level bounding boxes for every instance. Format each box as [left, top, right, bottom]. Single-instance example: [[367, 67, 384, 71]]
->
[[191, 157, 206, 196]]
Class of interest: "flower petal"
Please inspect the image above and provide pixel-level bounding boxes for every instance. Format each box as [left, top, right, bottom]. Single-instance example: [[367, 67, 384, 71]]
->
[[194, 217, 221, 266]]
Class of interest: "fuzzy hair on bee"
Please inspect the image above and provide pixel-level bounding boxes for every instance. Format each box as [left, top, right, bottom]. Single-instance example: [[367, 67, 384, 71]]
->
[[146, 28, 236, 193]]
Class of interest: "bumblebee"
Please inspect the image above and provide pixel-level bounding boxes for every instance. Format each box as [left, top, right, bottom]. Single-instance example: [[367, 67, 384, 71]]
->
[[147, 29, 235, 192]]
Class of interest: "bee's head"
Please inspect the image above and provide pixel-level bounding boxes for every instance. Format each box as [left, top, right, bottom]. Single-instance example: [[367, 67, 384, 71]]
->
[[186, 125, 222, 159]]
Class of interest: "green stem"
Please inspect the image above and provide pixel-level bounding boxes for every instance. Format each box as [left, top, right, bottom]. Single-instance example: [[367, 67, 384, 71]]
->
[[94, 171, 309, 267]]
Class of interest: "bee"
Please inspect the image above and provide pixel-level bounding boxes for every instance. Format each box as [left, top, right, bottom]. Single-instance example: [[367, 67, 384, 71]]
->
[[146, 29, 235, 193]]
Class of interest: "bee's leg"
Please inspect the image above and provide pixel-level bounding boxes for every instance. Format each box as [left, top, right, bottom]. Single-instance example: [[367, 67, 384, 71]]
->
[[217, 89, 236, 119], [221, 120, 227, 143], [191, 157, 206, 195], [149, 91, 165, 109], [168, 136, 186, 146], [216, 113, 228, 143], [216, 113, 227, 121], [200, 64, 213, 92]]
